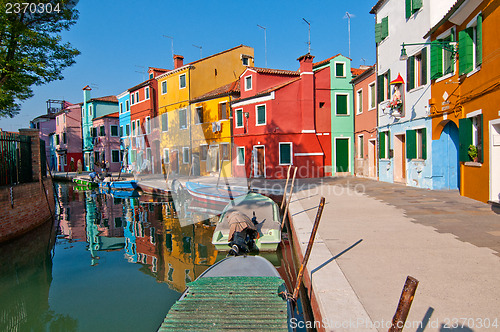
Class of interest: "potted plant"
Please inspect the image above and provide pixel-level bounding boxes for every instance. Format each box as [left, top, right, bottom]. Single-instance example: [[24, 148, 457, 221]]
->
[[468, 145, 478, 162]]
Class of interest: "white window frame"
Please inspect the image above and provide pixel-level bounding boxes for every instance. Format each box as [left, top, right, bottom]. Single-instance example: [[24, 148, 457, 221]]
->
[[200, 144, 208, 161], [161, 81, 167, 94], [110, 125, 119, 137], [279, 142, 293, 165], [119, 102, 123, 114], [182, 147, 190, 164], [357, 134, 364, 158], [145, 116, 151, 134], [179, 108, 188, 130], [125, 124, 130, 137], [255, 104, 266, 126], [111, 149, 120, 163], [195, 106, 203, 125], [131, 94, 135, 105], [244, 75, 252, 91], [466, 13, 482, 72], [89, 105, 93, 118], [368, 82, 376, 110], [235, 109, 244, 128], [179, 74, 186, 89], [145, 87, 150, 100], [356, 88, 363, 115], [334, 61, 346, 78], [162, 113, 168, 132], [335, 93, 350, 116], [242, 56, 249, 66], [163, 148, 170, 164], [220, 143, 230, 161], [125, 100, 130, 111], [416, 129, 425, 159], [236, 146, 245, 165], [136, 119, 140, 136]]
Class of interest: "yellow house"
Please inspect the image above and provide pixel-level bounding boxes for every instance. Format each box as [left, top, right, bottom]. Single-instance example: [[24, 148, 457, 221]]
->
[[157, 45, 254, 176]]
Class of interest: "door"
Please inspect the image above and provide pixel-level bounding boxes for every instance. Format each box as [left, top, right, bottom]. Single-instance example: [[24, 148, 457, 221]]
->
[[394, 134, 406, 183], [441, 122, 460, 190], [254, 146, 265, 177], [335, 138, 349, 173], [491, 123, 500, 202], [171, 150, 179, 174], [368, 139, 376, 178], [153, 141, 161, 174], [192, 153, 200, 176]]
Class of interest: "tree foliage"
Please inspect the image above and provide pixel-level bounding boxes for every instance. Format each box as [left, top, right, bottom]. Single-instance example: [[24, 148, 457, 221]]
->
[[0, 0, 80, 118]]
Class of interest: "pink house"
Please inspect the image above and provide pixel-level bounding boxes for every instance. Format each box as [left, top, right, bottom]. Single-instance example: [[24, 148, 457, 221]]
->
[[54, 103, 83, 172], [92, 112, 121, 172], [30, 113, 56, 170]]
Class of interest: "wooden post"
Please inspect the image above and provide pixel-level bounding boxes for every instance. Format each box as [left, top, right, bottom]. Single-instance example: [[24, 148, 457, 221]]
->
[[292, 197, 325, 300], [389, 276, 419, 332], [280, 165, 292, 209], [281, 167, 297, 230]]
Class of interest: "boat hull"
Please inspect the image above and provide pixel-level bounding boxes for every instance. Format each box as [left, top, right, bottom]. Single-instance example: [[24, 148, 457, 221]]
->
[[185, 182, 247, 206]]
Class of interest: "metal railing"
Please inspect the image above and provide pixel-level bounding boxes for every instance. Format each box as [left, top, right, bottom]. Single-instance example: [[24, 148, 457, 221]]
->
[[0, 132, 33, 186]]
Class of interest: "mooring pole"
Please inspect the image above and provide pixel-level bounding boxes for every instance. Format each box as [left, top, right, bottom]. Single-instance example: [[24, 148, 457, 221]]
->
[[292, 196, 325, 300], [280, 165, 292, 210], [281, 167, 297, 230], [389, 276, 419, 332]]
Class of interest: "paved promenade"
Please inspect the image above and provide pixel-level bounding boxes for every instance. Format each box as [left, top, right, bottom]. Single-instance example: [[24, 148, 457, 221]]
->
[[288, 177, 500, 331]]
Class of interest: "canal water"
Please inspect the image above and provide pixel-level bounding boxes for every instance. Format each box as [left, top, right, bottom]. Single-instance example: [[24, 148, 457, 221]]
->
[[0, 182, 302, 332]]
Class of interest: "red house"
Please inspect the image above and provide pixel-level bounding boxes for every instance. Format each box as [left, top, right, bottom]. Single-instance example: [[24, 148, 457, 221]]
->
[[129, 67, 168, 174], [231, 54, 332, 179]]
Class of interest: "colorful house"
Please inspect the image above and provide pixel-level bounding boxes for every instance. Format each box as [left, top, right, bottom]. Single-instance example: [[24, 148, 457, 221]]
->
[[156, 45, 254, 176], [117, 91, 131, 172], [128, 68, 168, 175], [231, 54, 332, 179], [92, 112, 121, 172], [352, 65, 378, 179], [370, 0, 455, 189], [30, 113, 56, 170], [54, 103, 83, 172], [427, 0, 500, 203], [81, 86, 118, 171]]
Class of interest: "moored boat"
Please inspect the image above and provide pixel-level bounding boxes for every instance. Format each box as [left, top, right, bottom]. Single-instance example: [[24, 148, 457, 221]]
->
[[100, 179, 138, 191], [72, 176, 98, 188], [185, 181, 247, 207], [212, 192, 282, 252]]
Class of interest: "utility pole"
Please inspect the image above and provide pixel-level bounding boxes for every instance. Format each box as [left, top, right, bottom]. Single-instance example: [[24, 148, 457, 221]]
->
[[192, 44, 202, 59], [162, 35, 174, 67], [302, 18, 311, 54], [257, 24, 267, 67]]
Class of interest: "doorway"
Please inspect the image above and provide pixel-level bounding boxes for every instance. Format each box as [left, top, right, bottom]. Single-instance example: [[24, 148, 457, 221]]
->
[[171, 150, 179, 174], [253, 146, 265, 178], [393, 134, 406, 183], [368, 139, 376, 178], [441, 121, 460, 190], [491, 122, 500, 202], [335, 138, 349, 173]]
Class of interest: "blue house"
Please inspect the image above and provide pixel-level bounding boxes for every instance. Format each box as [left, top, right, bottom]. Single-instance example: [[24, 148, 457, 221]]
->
[[117, 90, 132, 172]]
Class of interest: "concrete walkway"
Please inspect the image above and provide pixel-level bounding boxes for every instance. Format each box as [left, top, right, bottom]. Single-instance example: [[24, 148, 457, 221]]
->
[[289, 177, 500, 331]]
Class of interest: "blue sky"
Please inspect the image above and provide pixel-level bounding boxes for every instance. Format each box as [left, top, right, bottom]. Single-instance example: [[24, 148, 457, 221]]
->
[[0, 0, 377, 131]]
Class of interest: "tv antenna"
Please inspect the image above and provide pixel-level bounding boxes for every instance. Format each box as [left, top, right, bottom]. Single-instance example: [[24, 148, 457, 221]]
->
[[302, 18, 311, 53], [135, 65, 146, 81], [163, 35, 174, 67], [344, 12, 355, 59], [257, 24, 267, 67], [361, 58, 366, 66], [192, 44, 202, 59]]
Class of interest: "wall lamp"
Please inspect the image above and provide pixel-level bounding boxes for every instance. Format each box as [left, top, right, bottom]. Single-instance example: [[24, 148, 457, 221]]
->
[[399, 41, 457, 61]]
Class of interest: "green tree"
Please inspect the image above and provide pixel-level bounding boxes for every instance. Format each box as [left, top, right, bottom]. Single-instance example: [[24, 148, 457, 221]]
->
[[0, 0, 80, 118]]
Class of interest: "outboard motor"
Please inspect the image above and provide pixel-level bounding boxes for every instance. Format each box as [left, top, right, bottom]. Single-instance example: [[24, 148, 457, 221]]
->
[[227, 211, 258, 255]]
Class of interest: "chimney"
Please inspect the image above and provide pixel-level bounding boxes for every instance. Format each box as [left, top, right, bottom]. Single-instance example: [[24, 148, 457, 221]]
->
[[174, 55, 184, 69], [297, 54, 315, 132], [82, 85, 92, 103]]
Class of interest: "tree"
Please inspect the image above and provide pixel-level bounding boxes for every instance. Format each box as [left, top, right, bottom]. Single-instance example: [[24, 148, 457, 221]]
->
[[0, 0, 80, 118]]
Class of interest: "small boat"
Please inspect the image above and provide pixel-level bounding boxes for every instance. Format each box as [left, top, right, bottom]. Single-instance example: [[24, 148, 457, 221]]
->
[[110, 189, 140, 199], [212, 192, 282, 252], [185, 181, 247, 207], [100, 179, 138, 191], [72, 176, 98, 188], [158, 255, 291, 331]]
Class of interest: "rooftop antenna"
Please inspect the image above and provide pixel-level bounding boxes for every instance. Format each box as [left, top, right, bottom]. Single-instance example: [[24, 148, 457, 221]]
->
[[192, 44, 202, 59], [302, 18, 311, 53], [344, 12, 354, 59], [162, 35, 174, 67], [90, 83, 99, 89], [257, 24, 267, 67], [135, 65, 146, 81], [361, 58, 366, 66]]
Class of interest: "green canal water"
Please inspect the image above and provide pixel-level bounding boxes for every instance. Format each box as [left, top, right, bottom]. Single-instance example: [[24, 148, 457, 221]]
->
[[0, 182, 298, 332]]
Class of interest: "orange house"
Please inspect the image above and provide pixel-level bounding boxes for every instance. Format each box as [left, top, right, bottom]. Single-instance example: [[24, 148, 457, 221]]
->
[[428, 0, 500, 203]]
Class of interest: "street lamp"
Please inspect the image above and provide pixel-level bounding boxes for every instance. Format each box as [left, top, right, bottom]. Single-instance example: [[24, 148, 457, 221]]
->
[[399, 41, 457, 61]]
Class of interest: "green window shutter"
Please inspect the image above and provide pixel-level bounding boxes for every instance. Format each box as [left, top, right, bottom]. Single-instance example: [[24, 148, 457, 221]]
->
[[421, 127, 427, 160], [406, 0, 412, 19], [375, 22, 382, 44], [387, 131, 391, 157], [379, 131, 386, 159], [421, 47, 428, 85], [406, 129, 417, 159], [381, 17, 389, 40], [407, 56, 415, 91], [459, 28, 474, 75], [412, 0, 422, 12], [478, 114, 483, 163], [336, 94, 348, 115], [279, 144, 291, 164], [377, 75, 384, 103], [386, 70, 391, 100], [476, 14, 483, 67], [459, 117, 473, 162], [431, 40, 443, 79]]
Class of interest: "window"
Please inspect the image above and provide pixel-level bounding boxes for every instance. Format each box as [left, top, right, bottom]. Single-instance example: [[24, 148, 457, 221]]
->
[[244, 76, 252, 90], [219, 102, 228, 120], [406, 0, 422, 19], [179, 109, 187, 129], [356, 89, 363, 114], [99, 125, 105, 136], [112, 150, 120, 163], [378, 131, 391, 159], [62, 132, 66, 144], [125, 100, 129, 111], [92, 127, 97, 138], [319, 102, 325, 108], [135, 91, 139, 103], [459, 114, 483, 162], [145, 87, 150, 100], [179, 74, 186, 89], [406, 128, 427, 160], [242, 57, 249, 66], [221, 143, 230, 161], [458, 14, 482, 75], [182, 147, 190, 164], [368, 83, 376, 109], [120, 102, 123, 114], [120, 126, 123, 137], [377, 70, 391, 103], [375, 16, 389, 43], [201, 145, 208, 161], [358, 135, 364, 158], [159, 113, 168, 132], [407, 48, 427, 90], [430, 34, 456, 80], [110, 125, 118, 137], [256, 105, 266, 125], [55, 134, 60, 145], [335, 94, 349, 115], [126, 124, 130, 136], [237, 147, 245, 165], [163, 148, 169, 164], [89, 105, 93, 118], [145, 116, 151, 134], [131, 94, 135, 105], [132, 121, 136, 136], [136, 120, 141, 135], [195, 107, 203, 124], [235, 109, 243, 128], [335, 62, 346, 77], [161, 81, 167, 94], [279, 143, 292, 165], [94, 151, 99, 164]]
